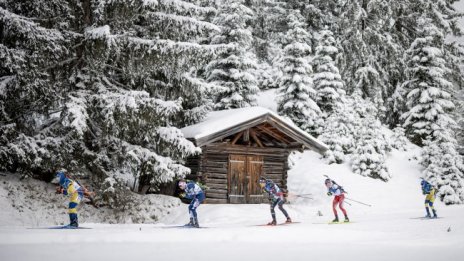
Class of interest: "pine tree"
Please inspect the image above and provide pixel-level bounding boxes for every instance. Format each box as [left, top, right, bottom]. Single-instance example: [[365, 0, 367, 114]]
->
[[319, 99, 356, 164], [0, 0, 223, 207], [424, 1, 463, 65], [421, 135, 464, 204], [388, 0, 463, 127], [249, 0, 289, 91], [400, 10, 464, 205], [391, 126, 409, 151], [401, 16, 457, 146], [351, 119, 391, 181], [312, 29, 345, 113], [336, 0, 392, 103], [457, 97, 464, 154], [254, 61, 282, 90], [250, 0, 287, 62], [205, 0, 259, 109], [351, 91, 392, 181], [276, 11, 322, 136]]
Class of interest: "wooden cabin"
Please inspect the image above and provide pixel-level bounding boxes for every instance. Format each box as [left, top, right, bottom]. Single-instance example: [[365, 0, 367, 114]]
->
[[181, 107, 328, 204]]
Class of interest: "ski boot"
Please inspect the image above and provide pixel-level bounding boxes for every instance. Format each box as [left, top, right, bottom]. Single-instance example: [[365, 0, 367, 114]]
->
[[425, 208, 431, 218], [267, 220, 277, 226], [193, 217, 200, 228], [432, 209, 438, 219], [185, 218, 195, 227], [344, 216, 350, 223], [69, 213, 79, 228], [285, 217, 292, 224]]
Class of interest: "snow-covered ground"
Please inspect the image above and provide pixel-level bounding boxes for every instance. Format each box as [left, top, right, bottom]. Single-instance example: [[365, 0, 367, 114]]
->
[[1, 146, 464, 261], [1, 88, 464, 261]]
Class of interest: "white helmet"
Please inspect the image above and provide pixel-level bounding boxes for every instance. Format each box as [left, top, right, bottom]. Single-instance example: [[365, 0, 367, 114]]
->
[[324, 178, 332, 188], [178, 180, 187, 190]]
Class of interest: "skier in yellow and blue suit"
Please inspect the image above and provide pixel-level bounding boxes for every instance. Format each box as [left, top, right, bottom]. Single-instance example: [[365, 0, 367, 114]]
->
[[54, 171, 84, 227], [421, 178, 438, 218]]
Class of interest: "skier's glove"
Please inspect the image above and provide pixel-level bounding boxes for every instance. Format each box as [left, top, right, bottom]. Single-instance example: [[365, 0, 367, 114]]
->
[[327, 192, 332, 196]]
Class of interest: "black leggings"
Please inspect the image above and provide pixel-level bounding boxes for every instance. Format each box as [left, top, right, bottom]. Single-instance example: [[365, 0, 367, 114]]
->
[[270, 198, 289, 221]]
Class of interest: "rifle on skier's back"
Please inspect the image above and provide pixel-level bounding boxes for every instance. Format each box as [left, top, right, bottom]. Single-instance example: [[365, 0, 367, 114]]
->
[[324, 175, 347, 193], [323, 175, 371, 207]]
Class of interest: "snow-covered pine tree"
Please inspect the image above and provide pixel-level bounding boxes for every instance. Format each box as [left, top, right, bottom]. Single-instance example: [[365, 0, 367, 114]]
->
[[319, 98, 356, 164], [0, 0, 224, 208], [354, 66, 384, 109], [336, 0, 392, 103], [399, 8, 464, 204], [276, 11, 322, 136], [391, 126, 409, 151], [457, 96, 464, 155], [388, 83, 408, 128], [387, 0, 463, 128], [254, 61, 282, 90], [249, 0, 288, 90], [250, 0, 287, 62], [351, 120, 391, 181], [205, 0, 259, 109], [312, 29, 345, 114], [350, 91, 392, 181], [425, 0, 464, 89], [0, 1, 72, 173], [299, 0, 341, 32], [421, 134, 464, 204], [400, 16, 457, 146]]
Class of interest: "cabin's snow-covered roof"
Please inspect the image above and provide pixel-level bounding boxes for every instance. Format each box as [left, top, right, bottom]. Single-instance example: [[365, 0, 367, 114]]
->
[[182, 107, 270, 139], [181, 106, 328, 154]]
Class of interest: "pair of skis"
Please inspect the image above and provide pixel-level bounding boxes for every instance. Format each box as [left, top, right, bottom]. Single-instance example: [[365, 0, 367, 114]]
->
[[161, 224, 207, 229], [410, 216, 442, 220], [255, 221, 301, 227], [29, 225, 92, 229]]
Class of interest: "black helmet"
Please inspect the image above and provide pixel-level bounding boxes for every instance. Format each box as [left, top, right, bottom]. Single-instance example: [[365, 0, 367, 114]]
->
[[259, 177, 267, 184]]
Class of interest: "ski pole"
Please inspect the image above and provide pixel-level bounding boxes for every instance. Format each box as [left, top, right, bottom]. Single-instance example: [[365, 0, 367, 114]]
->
[[286, 192, 312, 197], [295, 195, 313, 199], [345, 197, 372, 207], [286, 193, 313, 200]]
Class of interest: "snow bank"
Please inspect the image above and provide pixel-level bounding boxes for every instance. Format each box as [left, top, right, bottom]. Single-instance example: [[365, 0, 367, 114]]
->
[[0, 174, 180, 227]]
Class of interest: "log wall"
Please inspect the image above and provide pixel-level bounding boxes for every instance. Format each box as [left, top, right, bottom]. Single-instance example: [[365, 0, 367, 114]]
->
[[185, 143, 290, 204]]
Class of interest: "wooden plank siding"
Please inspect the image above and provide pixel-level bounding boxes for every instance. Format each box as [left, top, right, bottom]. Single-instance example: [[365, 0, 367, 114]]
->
[[185, 143, 290, 204]]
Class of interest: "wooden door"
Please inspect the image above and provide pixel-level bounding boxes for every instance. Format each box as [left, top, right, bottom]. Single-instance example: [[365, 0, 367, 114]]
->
[[247, 155, 264, 203], [228, 155, 247, 203], [228, 154, 263, 203]]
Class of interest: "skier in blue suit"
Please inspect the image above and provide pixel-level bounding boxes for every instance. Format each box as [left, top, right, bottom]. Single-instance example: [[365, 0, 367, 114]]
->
[[178, 180, 205, 228], [259, 177, 292, 225]]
